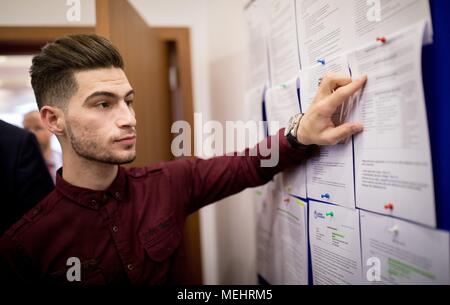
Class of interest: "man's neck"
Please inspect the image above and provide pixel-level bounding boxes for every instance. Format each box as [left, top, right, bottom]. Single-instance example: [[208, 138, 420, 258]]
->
[[62, 153, 118, 191]]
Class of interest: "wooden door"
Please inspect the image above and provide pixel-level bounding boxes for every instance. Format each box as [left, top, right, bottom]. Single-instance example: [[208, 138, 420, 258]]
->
[[95, 0, 202, 284]]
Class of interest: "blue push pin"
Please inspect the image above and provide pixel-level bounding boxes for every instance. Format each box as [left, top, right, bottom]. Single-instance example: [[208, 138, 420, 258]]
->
[[321, 193, 330, 200], [317, 58, 326, 65]]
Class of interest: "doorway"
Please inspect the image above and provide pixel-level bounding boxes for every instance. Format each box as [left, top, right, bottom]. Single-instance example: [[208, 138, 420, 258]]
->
[[0, 1, 202, 284]]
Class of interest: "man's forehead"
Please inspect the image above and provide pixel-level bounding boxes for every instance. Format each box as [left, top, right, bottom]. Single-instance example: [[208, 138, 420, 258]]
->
[[74, 68, 132, 96]]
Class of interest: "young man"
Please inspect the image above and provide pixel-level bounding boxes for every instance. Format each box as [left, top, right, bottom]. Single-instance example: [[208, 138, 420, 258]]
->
[[23, 111, 63, 182], [0, 34, 366, 285]]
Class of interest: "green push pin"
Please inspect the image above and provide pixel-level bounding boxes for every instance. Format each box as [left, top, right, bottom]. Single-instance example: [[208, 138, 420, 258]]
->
[[326, 211, 334, 217]]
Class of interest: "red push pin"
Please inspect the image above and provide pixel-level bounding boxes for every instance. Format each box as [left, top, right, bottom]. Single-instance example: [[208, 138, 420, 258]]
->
[[384, 203, 394, 210], [376, 37, 387, 44], [284, 198, 290, 204]]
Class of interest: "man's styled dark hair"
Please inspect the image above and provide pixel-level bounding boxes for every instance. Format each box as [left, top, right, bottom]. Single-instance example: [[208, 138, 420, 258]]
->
[[30, 34, 124, 110]]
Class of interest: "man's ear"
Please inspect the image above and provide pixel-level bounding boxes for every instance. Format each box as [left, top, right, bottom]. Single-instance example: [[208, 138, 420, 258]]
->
[[40, 106, 65, 136]]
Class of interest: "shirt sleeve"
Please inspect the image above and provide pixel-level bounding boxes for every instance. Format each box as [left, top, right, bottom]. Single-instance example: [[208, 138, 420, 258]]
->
[[165, 128, 318, 215]]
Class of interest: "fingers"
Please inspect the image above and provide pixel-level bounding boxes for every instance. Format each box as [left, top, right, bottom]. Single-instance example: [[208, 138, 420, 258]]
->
[[325, 75, 367, 113], [320, 122, 364, 145], [318, 73, 353, 97]]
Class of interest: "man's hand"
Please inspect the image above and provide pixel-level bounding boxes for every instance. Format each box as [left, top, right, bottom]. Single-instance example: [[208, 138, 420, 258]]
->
[[297, 73, 367, 146]]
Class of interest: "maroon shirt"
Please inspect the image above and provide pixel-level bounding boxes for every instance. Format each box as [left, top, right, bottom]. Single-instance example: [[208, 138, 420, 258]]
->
[[0, 129, 316, 285]]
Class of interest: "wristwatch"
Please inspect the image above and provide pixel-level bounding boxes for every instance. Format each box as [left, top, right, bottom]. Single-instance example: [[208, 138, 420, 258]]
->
[[284, 113, 305, 149]]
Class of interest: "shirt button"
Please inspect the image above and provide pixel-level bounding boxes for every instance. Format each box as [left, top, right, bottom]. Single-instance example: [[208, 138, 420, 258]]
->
[[90, 200, 98, 208], [115, 192, 122, 200], [127, 264, 134, 271], [112, 226, 119, 233]]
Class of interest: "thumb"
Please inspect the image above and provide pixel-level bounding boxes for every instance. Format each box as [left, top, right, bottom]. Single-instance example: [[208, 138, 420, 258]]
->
[[321, 122, 363, 145]]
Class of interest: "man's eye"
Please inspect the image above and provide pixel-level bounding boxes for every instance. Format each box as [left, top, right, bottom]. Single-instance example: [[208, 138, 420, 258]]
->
[[126, 100, 134, 107], [98, 102, 110, 109]]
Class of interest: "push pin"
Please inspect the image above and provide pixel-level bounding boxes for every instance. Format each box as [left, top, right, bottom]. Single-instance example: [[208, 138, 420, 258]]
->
[[317, 58, 326, 65], [384, 203, 394, 211], [326, 211, 334, 217], [283, 198, 290, 204], [388, 225, 399, 235], [376, 36, 387, 44]]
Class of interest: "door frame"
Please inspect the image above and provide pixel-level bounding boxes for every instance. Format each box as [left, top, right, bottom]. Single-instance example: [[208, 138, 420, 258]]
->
[[0, 27, 95, 54], [154, 27, 203, 285]]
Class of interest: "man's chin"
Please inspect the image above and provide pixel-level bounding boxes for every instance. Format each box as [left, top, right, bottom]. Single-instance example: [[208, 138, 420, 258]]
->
[[118, 156, 136, 165], [115, 151, 137, 164], [96, 152, 136, 165]]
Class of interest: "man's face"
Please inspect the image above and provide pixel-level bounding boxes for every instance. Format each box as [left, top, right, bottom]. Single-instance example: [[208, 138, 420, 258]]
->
[[64, 67, 137, 165], [23, 112, 52, 150]]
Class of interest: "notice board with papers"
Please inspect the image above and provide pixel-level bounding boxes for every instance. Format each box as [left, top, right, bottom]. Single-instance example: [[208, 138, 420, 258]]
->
[[245, 0, 450, 285]]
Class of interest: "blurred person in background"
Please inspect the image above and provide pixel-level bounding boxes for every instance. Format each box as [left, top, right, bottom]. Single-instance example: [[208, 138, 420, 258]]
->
[[23, 110, 62, 182], [0, 119, 54, 235]]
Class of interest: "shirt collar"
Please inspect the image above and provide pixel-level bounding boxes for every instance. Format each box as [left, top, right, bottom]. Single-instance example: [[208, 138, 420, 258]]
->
[[55, 166, 128, 210]]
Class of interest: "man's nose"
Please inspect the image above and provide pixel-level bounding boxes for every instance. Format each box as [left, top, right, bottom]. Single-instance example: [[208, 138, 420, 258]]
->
[[116, 101, 136, 128]]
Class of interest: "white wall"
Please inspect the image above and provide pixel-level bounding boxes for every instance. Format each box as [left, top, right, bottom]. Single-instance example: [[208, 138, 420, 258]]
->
[[205, 0, 257, 285], [0, 0, 95, 26]]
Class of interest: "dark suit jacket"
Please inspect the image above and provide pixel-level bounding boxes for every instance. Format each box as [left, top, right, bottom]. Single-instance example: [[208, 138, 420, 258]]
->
[[0, 120, 54, 235]]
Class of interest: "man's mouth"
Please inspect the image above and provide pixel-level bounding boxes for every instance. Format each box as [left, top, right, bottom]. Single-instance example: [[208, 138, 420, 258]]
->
[[114, 135, 136, 145]]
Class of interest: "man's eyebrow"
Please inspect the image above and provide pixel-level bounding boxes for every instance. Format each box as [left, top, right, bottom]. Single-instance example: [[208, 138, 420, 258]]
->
[[84, 90, 135, 104]]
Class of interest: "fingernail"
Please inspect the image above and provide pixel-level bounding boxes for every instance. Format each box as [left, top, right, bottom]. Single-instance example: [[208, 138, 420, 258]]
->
[[353, 125, 364, 132], [360, 75, 368, 81]]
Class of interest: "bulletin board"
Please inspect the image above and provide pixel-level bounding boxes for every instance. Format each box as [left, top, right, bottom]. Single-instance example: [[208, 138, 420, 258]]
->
[[422, 0, 450, 231], [245, 0, 450, 285]]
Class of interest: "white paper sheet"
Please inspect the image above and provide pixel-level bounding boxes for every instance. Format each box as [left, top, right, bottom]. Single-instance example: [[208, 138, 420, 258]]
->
[[245, 0, 271, 89], [265, 78, 301, 135], [256, 178, 279, 284], [282, 163, 307, 199], [306, 139, 356, 208], [297, 55, 355, 208], [257, 176, 309, 284], [298, 55, 351, 114], [295, 0, 432, 68], [244, 86, 267, 146], [309, 200, 363, 284], [267, 0, 302, 86], [349, 21, 436, 227], [360, 210, 450, 285]]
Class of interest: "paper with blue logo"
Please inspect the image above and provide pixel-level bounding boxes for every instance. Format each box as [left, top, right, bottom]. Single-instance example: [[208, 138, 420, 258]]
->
[[360, 210, 450, 285], [309, 200, 363, 284]]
